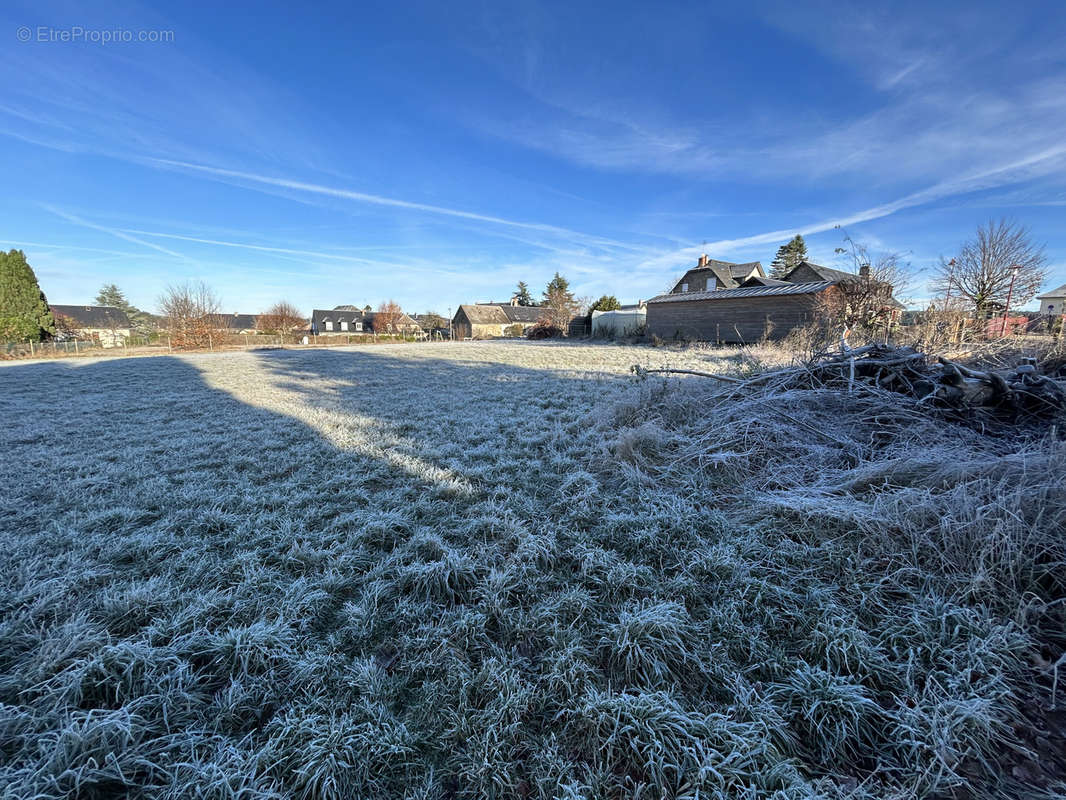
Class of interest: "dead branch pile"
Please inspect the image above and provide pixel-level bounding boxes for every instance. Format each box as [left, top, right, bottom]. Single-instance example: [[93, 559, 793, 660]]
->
[[635, 343, 1066, 432]]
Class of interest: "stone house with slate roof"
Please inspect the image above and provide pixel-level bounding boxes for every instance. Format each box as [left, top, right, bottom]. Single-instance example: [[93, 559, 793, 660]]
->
[[311, 306, 419, 335], [451, 298, 544, 339], [50, 305, 132, 347]]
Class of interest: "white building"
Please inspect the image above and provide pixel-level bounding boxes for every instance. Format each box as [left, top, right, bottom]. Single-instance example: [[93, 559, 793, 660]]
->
[[1037, 284, 1066, 317]]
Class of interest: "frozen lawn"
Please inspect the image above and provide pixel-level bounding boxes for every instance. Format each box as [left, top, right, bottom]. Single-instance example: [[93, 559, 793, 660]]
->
[[1, 341, 1063, 798]]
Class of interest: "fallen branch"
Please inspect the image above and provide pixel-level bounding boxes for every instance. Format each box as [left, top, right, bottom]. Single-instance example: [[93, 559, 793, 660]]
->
[[632, 366, 743, 383]]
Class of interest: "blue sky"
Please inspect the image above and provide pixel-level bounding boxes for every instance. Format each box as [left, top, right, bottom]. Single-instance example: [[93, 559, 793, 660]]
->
[[2, 0, 1065, 316]]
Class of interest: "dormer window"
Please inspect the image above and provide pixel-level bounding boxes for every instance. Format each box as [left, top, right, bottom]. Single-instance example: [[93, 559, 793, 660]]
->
[[681, 282, 689, 293], [340, 320, 349, 331], [324, 320, 334, 331]]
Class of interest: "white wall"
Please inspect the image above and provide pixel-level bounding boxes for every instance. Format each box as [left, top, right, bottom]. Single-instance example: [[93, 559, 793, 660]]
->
[[591, 309, 647, 337]]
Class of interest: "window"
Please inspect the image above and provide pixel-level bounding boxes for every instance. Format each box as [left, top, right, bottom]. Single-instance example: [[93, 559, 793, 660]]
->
[[681, 282, 689, 292], [355, 322, 363, 332], [340, 320, 349, 331], [324, 320, 333, 331]]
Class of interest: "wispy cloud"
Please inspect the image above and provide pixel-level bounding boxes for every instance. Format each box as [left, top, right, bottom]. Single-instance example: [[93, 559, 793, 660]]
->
[[632, 144, 1066, 276], [41, 205, 188, 259], [146, 157, 646, 253]]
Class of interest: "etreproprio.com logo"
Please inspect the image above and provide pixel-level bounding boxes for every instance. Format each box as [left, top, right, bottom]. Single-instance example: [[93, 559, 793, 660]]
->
[[16, 25, 175, 43]]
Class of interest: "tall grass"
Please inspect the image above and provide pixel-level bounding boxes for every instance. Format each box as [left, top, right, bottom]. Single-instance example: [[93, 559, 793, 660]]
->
[[0, 341, 1062, 798]]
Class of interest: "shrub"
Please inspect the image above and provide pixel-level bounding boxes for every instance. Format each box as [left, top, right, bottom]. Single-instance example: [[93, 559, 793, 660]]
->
[[527, 320, 562, 339]]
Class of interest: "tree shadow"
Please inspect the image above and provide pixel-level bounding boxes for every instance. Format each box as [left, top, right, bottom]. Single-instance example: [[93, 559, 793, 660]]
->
[[0, 347, 632, 796], [0, 347, 627, 540]]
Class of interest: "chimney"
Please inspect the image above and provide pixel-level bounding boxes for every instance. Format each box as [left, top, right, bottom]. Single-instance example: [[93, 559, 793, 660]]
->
[[698, 253, 708, 268], [859, 264, 871, 279], [510, 295, 519, 306]]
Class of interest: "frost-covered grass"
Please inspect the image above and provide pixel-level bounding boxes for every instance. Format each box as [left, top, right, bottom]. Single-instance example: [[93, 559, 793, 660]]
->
[[1, 340, 1063, 798]]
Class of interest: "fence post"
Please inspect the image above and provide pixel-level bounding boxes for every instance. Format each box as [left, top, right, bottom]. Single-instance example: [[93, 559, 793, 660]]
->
[[29, 339, 34, 357], [168, 336, 172, 352], [208, 333, 213, 351]]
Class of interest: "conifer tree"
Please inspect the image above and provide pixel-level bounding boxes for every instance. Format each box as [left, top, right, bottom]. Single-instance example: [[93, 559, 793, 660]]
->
[[95, 283, 154, 335], [589, 295, 622, 312], [95, 283, 129, 309], [769, 235, 809, 279], [541, 272, 580, 330], [514, 281, 535, 306], [0, 250, 55, 342]]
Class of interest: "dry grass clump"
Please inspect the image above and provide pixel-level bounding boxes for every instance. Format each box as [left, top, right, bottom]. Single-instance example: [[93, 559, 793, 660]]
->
[[1, 341, 1063, 798]]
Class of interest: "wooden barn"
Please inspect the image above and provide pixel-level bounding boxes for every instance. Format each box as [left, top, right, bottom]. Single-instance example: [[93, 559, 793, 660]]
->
[[647, 254, 905, 343], [646, 281, 838, 343]]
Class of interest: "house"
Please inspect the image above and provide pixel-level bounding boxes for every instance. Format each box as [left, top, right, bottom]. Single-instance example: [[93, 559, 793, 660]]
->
[[310, 306, 419, 335], [210, 313, 259, 334], [780, 261, 859, 285], [668, 255, 765, 294], [1037, 284, 1066, 318], [50, 305, 132, 347], [646, 256, 904, 343], [451, 299, 543, 339]]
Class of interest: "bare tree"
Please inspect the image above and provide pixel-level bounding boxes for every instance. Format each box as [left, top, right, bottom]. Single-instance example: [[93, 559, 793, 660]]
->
[[932, 219, 1047, 319], [418, 311, 447, 331], [52, 312, 81, 340], [819, 233, 909, 337], [374, 300, 404, 335], [159, 281, 221, 349], [257, 301, 306, 335]]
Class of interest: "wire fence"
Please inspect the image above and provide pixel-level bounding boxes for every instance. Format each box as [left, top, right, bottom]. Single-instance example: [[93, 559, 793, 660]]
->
[[1, 330, 454, 360]]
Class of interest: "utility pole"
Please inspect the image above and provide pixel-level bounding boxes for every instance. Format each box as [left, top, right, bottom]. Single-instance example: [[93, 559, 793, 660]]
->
[[1001, 264, 1021, 337]]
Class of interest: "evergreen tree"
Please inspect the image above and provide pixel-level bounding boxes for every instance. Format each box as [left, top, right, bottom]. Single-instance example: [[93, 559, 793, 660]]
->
[[0, 249, 55, 342], [94, 283, 155, 336], [769, 235, 808, 279], [514, 281, 535, 306], [589, 295, 622, 312], [541, 272, 580, 330], [95, 283, 129, 309]]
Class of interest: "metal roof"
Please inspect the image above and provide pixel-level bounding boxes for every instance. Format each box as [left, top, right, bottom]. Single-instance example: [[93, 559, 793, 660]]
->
[[647, 281, 835, 304]]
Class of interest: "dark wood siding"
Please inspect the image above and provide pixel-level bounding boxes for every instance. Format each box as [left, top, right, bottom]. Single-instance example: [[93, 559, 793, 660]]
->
[[452, 308, 472, 340], [647, 291, 831, 343]]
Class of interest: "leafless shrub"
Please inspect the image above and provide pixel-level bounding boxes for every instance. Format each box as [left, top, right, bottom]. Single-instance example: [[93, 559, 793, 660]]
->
[[158, 280, 221, 349], [375, 300, 404, 334], [257, 301, 306, 334], [818, 232, 909, 341]]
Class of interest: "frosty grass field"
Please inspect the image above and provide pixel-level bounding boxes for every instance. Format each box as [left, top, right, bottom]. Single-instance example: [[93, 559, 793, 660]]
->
[[1, 340, 1064, 798]]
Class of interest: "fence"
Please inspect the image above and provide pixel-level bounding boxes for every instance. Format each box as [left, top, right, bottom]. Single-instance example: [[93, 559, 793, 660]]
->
[[1, 329, 450, 360]]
